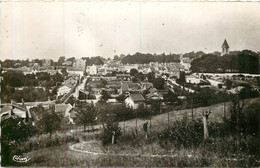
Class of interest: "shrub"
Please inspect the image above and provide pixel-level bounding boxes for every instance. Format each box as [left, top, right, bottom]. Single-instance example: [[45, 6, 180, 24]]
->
[[244, 103, 260, 136], [101, 117, 122, 145], [17, 132, 80, 153], [158, 117, 203, 149]]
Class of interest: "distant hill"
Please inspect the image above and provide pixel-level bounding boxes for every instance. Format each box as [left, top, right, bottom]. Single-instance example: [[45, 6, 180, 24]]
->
[[190, 50, 260, 74], [121, 52, 180, 64]]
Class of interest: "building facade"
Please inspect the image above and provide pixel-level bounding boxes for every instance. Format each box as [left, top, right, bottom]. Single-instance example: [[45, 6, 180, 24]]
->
[[73, 59, 86, 71]]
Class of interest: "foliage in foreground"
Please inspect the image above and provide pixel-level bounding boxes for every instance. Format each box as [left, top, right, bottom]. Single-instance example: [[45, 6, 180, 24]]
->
[[101, 116, 122, 145], [114, 101, 260, 167]]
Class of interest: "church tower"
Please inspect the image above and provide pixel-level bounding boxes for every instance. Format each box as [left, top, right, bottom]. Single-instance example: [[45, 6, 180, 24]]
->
[[221, 39, 229, 56]]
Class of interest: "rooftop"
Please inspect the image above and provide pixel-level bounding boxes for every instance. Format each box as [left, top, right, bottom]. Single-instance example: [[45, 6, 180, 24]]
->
[[222, 39, 229, 48], [130, 93, 145, 102]]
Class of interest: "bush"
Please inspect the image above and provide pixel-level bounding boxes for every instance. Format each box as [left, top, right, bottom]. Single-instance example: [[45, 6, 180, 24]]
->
[[1, 118, 36, 166], [244, 103, 260, 136], [101, 117, 122, 145], [158, 114, 203, 148], [17, 132, 80, 153]]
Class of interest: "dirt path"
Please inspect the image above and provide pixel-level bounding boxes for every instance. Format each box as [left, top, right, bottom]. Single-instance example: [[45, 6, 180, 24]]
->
[[69, 140, 179, 158]]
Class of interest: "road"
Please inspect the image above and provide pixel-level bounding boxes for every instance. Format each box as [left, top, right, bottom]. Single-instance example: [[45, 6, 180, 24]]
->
[[73, 78, 87, 99], [167, 78, 195, 93], [0, 100, 56, 107]]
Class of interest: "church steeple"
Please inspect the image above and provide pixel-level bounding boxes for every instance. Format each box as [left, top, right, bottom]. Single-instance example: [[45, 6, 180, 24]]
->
[[221, 39, 229, 56]]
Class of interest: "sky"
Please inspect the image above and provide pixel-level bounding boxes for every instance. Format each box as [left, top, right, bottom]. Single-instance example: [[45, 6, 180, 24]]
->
[[1, 1, 260, 61]]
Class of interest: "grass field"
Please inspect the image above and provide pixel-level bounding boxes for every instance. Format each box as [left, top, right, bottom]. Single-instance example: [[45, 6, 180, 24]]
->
[[19, 97, 260, 167], [23, 137, 259, 167], [119, 97, 260, 132]]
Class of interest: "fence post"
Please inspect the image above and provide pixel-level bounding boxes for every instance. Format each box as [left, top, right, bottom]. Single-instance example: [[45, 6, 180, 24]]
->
[[124, 116, 126, 135], [191, 99, 194, 121], [202, 110, 211, 139], [224, 102, 226, 119], [135, 111, 138, 134], [150, 110, 152, 135], [112, 131, 115, 144]]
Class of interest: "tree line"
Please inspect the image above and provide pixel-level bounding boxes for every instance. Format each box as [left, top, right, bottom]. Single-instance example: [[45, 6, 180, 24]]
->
[[121, 52, 180, 64], [1, 71, 64, 103], [190, 50, 260, 74]]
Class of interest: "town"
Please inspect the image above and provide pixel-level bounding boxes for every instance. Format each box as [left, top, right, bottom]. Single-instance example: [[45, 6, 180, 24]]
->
[[1, 1, 260, 167], [1, 39, 260, 167]]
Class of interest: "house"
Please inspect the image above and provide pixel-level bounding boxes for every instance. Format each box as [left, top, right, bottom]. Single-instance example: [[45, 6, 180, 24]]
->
[[1, 100, 32, 121], [227, 86, 244, 94], [148, 87, 157, 94], [87, 64, 98, 75], [125, 93, 146, 109], [73, 59, 86, 71], [62, 61, 73, 66], [180, 54, 191, 72], [79, 89, 89, 99], [169, 70, 180, 78], [67, 70, 84, 78], [124, 64, 139, 73], [121, 81, 141, 92], [186, 75, 201, 84], [141, 82, 153, 91], [146, 92, 163, 100], [43, 59, 52, 66], [55, 103, 77, 124], [116, 74, 131, 81], [64, 75, 79, 87], [57, 85, 72, 97], [106, 80, 121, 95], [120, 83, 129, 94], [0, 106, 12, 120], [208, 79, 224, 88]]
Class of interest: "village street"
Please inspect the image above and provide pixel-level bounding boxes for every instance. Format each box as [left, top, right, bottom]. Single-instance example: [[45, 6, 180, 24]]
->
[[73, 77, 87, 99]]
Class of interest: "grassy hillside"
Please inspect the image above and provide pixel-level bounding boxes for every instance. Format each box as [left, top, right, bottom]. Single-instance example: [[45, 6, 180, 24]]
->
[[19, 98, 260, 167], [120, 97, 259, 131]]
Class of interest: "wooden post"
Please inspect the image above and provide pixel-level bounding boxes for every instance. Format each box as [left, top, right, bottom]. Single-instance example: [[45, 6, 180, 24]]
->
[[112, 131, 115, 144], [202, 110, 211, 139], [168, 110, 170, 129], [191, 99, 194, 121], [150, 111, 152, 135], [135, 111, 138, 134], [224, 102, 226, 119], [143, 121, 148, 139], [124, 117, 126, 135]]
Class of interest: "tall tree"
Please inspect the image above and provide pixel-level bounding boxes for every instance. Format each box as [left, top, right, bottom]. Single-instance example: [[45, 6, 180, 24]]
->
[[75, 102, 97, 131], [130, 68, 138, 76], [37, 108, 62, 135], [229, 94, 245, 135], [58, 56, 66, 65], [100, 90, 111, 103]]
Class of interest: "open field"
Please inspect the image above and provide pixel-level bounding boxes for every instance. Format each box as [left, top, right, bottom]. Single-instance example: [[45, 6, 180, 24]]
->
[[23, 137, 259, 167], [20, 97, 260, 167], [119, 97, 260, 132]]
